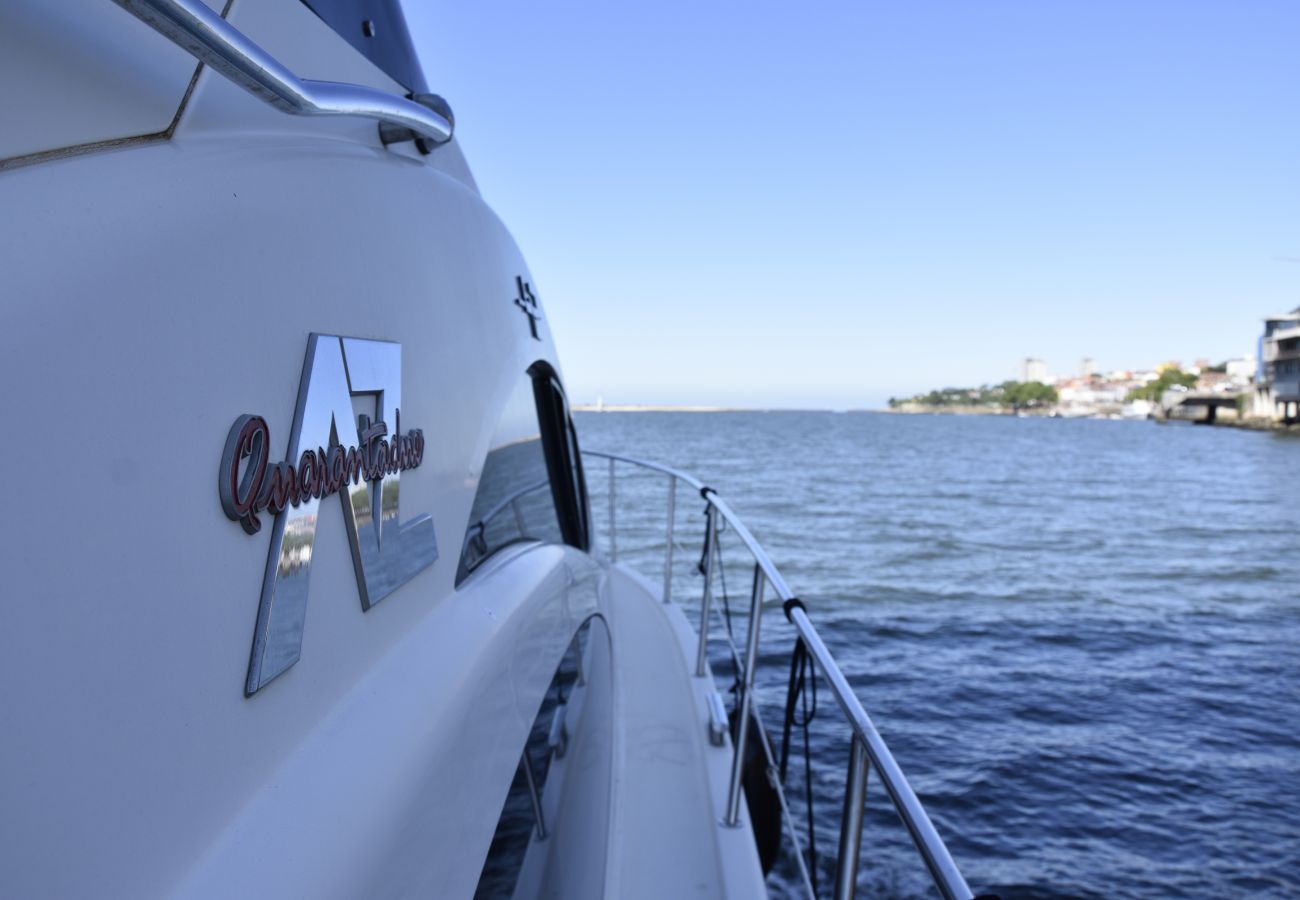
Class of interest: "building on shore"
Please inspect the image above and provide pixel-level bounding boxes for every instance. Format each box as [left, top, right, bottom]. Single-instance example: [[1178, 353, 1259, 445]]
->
[[1224, 356, 1257, 382], [1022, 357, 1048, 383], [1250, 308, 1300, 423]]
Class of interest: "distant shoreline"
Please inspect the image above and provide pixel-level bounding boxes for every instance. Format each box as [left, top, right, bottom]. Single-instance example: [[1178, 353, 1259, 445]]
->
[[573, 405, 885, 413], [881, 405, 1026, 417], [570, 405, 1300, 433], [573, 404, 733, 413], [573, 405, 1046, 415]]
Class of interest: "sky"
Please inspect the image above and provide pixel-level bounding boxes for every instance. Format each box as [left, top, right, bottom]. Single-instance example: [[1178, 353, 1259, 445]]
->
[[406, 2, 1300, 409]]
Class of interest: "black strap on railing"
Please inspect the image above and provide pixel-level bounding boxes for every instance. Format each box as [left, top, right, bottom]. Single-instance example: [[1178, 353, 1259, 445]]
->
[[780, 627, 819, 896], [693, 487, 716, 581], [694, 498, 713, 576], [696, 501, 739, 693]]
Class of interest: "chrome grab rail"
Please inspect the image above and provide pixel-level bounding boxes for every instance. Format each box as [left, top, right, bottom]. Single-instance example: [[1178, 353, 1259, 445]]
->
[[583, 449, 975, 900], [112, 0, 454, 148]]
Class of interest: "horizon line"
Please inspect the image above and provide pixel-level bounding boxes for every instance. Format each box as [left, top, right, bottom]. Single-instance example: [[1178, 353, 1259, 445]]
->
[[571, 403, 890, 413]]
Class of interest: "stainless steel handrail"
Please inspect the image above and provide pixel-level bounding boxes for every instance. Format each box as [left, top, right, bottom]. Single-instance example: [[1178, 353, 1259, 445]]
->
[[788, 604, 971, 900], [113, 0, 454, 147], [582, 448, 975, 900], [586, 450, 705, 491], [705, 593, 819, 897]]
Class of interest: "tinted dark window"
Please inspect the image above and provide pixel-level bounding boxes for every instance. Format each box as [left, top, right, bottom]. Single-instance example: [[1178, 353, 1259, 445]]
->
[[457, 375, 564, 584], [298, 0, 428, 92], [457, 364, 590, 583], [528, 363, 590, 551]]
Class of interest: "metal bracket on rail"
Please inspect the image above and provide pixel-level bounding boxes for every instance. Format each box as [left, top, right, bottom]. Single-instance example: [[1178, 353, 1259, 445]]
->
[[378, 94, 455, 154], [706, 690, 729, 747], [548, 703, 569, 759]]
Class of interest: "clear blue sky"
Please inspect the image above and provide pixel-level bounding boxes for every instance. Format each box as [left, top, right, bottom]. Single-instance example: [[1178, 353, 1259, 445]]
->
[[407, 2, 1299, 408]]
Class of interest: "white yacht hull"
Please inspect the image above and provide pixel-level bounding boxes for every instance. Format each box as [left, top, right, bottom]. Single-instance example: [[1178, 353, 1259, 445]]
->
[[0, 2, 769, 897]]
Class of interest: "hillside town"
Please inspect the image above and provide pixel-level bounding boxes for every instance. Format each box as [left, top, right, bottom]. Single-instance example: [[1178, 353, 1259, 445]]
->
[[889, 307, 1300, 428]]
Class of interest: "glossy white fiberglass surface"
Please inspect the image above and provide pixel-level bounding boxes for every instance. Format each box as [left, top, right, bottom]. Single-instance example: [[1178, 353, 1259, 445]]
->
[[0, 5, 568, 896], [0, 0, 214, 161], [0, 1, 768, 896]]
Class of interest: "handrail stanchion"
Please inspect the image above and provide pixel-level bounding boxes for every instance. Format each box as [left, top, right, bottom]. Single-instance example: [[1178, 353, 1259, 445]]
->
[[694, 503, 718, 676], [608, 456, 617, 562], [726, 564, 766, 825], [833, 736, 870, 900], [520, 751, 548, 841], [510, 498, 526, 534], [663, 475, 676, 603]]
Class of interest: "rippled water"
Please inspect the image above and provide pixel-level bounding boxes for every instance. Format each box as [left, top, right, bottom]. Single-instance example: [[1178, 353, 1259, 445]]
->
[[574, 411, 1300, 899]]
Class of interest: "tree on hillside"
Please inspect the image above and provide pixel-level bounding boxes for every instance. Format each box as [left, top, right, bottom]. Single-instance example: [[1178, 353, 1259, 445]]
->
[[1001, 380, 1058, 410], [1126, 369, 1196, 402]]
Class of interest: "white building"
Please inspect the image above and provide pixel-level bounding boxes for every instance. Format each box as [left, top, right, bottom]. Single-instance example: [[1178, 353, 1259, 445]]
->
[[1022, 357, 1048, 384], [1081, 358, 1096, 378], [1224, 355, 1256, 384], [1254, 308, 1300, 422]]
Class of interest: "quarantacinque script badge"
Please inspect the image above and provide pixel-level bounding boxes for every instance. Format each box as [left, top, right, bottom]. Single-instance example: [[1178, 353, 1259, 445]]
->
[[218, 334, 438, 695]]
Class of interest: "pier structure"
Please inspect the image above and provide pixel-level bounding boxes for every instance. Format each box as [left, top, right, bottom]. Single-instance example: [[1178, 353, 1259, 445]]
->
[[1160, 390, 1243, 425]]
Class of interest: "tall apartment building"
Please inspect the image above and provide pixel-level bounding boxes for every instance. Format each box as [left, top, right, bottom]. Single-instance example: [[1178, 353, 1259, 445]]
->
[[1256, 308, 1300, 422], [1022, 357, 1048, 384]]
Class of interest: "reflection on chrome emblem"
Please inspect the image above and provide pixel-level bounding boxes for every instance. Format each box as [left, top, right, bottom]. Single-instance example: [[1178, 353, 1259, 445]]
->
[[220, 335, 438, 695]]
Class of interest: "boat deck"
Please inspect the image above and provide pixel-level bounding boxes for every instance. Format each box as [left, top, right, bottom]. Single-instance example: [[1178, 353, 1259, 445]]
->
[[602, 564, 767, 899]]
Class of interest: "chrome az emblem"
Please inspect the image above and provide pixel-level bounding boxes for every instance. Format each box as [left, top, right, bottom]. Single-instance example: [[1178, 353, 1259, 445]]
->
[[219, 335, 438, 695]]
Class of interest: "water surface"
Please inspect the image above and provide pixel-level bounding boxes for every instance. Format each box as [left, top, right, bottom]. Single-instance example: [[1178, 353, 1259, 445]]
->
[[576, 411, 1300, 899]]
